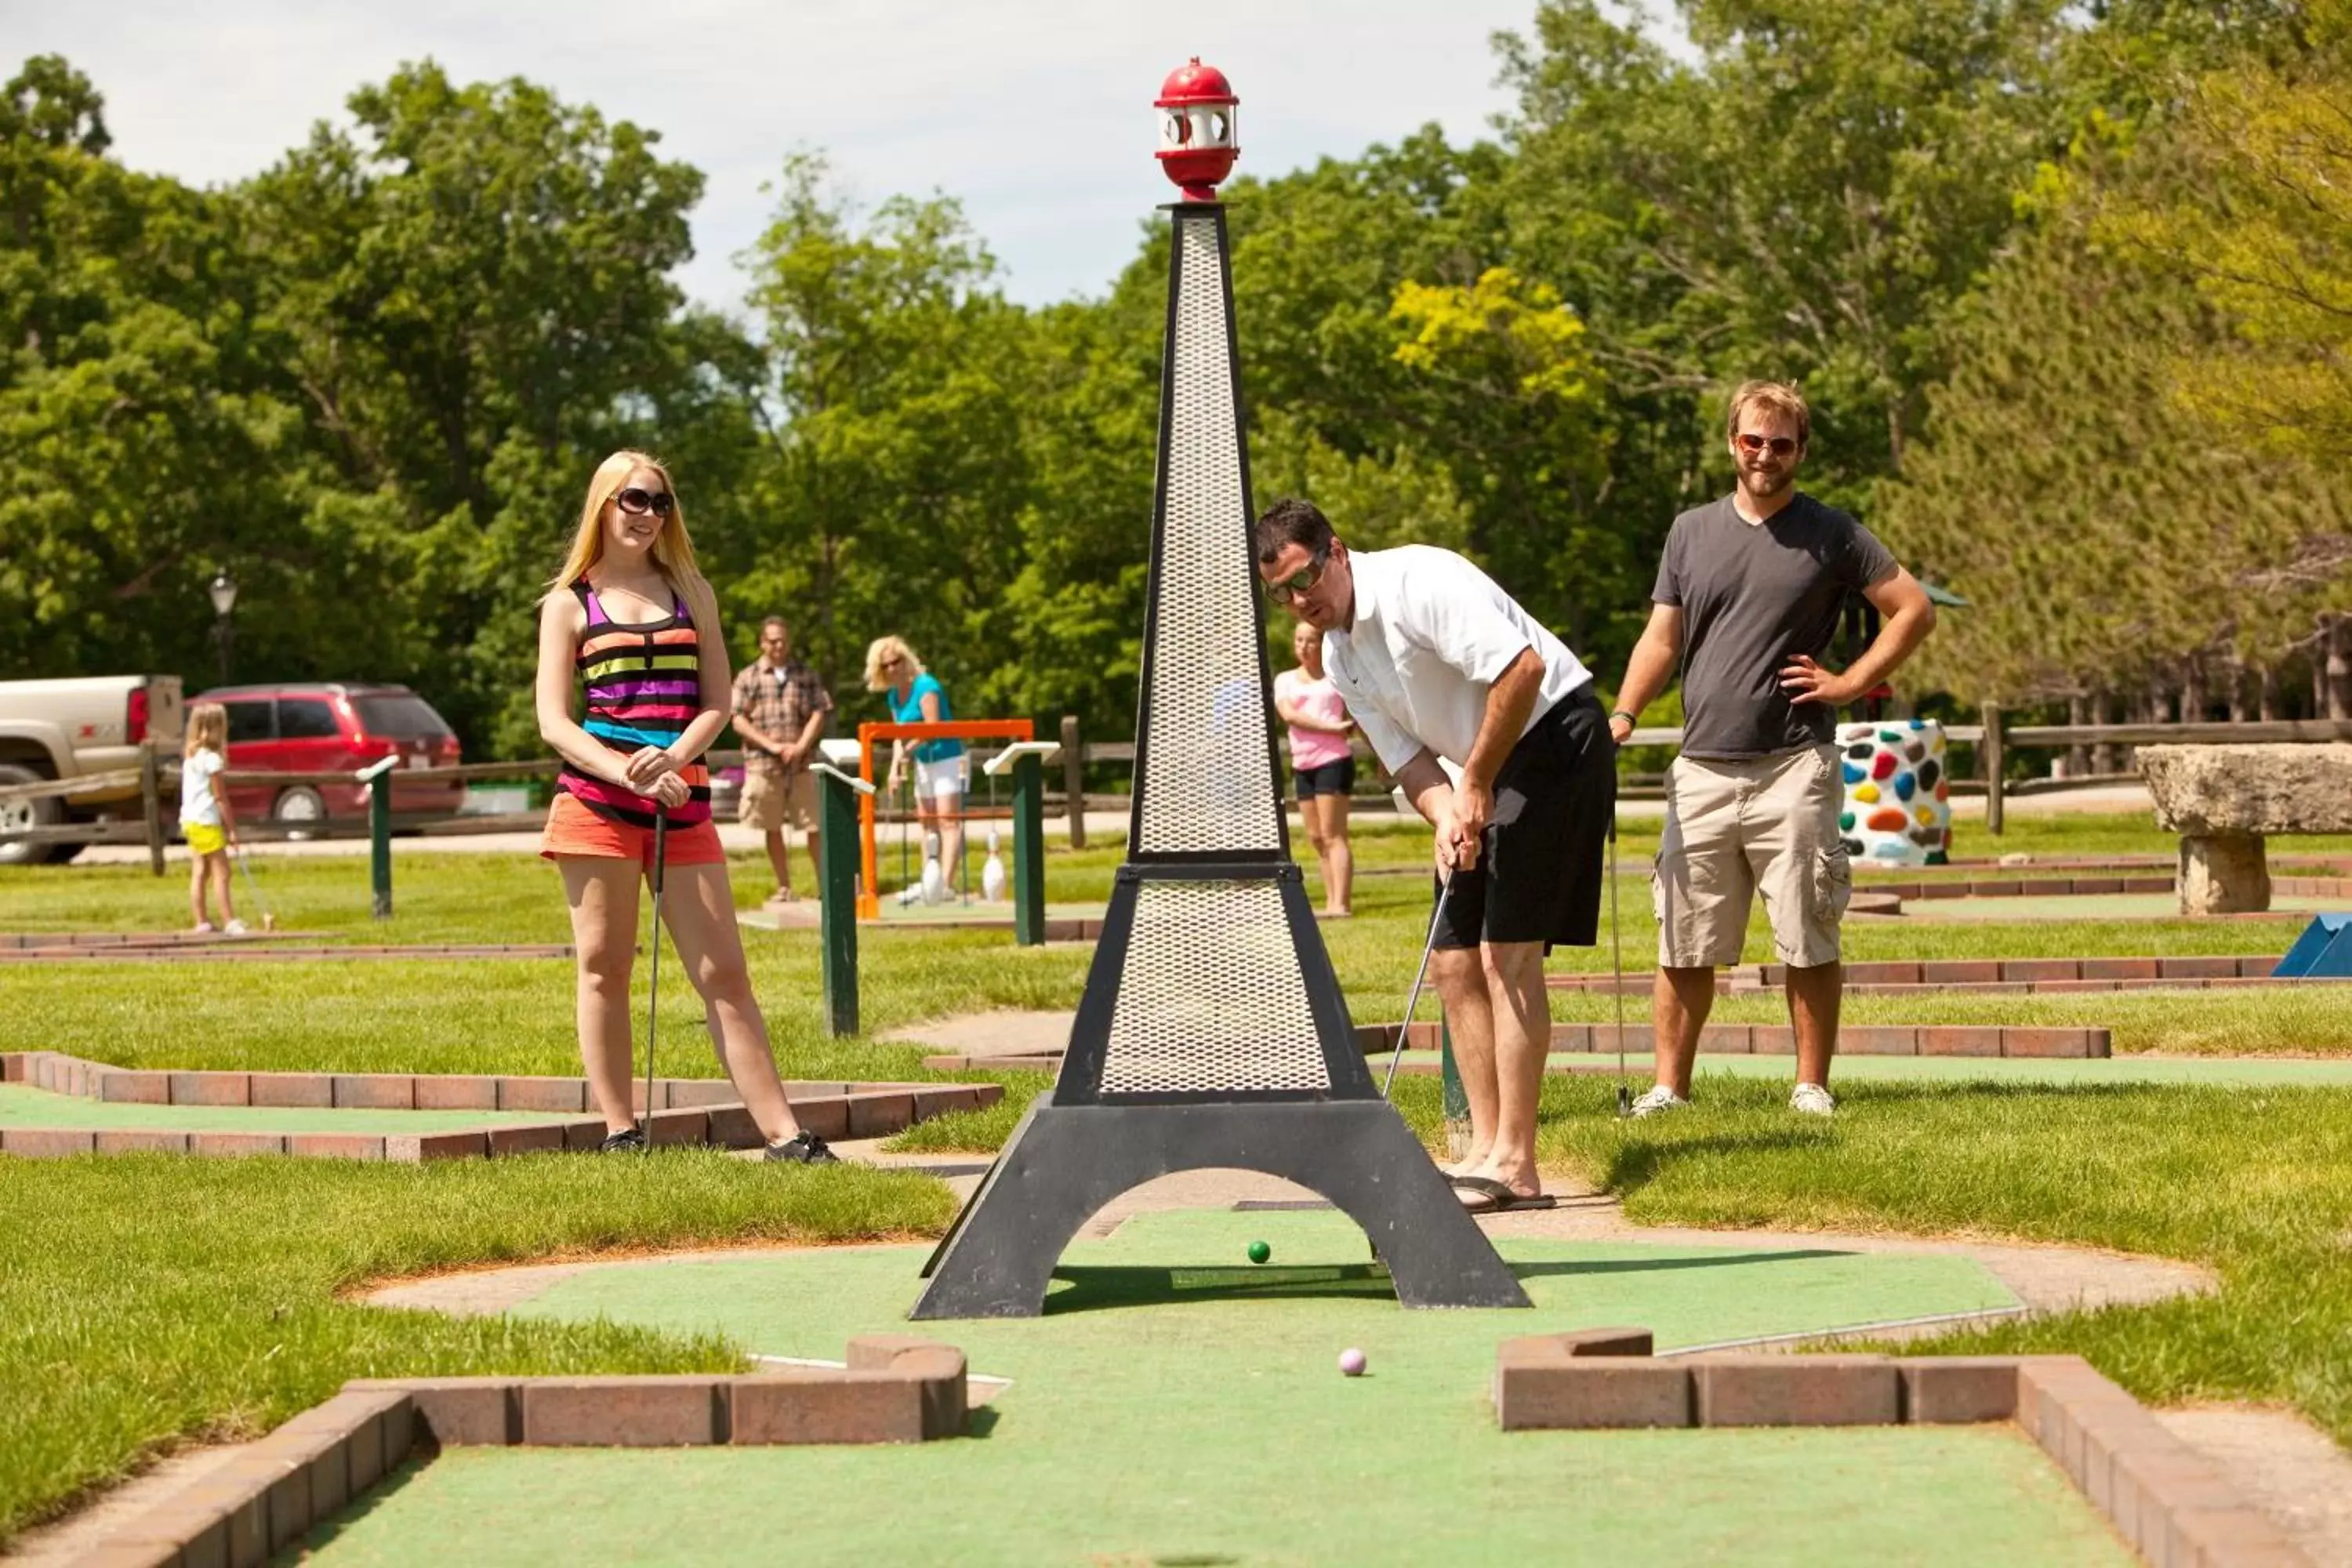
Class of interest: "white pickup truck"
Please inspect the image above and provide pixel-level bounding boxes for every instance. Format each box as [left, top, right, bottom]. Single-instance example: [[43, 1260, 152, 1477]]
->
[[0, 675, 185, 864]]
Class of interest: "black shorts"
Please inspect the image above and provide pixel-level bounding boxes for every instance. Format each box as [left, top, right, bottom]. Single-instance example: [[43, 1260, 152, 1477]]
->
[[1294, 757, 1356, 800], [1432, 687, 1615, 953]]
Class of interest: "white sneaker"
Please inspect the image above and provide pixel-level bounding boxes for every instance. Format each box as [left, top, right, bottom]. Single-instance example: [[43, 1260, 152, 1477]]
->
[[1628, 1085, 1689, 1118], [224, 918, 249, 936], [1791, 1082, 1837, 1116]]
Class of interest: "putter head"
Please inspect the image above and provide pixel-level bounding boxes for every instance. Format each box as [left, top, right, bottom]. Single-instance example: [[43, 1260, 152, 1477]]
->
[[1616, 1083, 1632, 1118]]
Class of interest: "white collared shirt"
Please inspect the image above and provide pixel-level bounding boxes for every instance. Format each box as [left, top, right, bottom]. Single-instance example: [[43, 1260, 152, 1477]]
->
[[1322, 544, 1592, 773]]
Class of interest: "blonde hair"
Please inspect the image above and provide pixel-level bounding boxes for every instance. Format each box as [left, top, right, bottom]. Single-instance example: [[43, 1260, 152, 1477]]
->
[[1726, 380, 1811, 448], [863, 635, 924, 691], [546, 451, 704, 596], [184, 702, 227, 760]]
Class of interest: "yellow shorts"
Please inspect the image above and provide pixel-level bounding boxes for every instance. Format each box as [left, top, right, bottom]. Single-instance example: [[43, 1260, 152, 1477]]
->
[[183, 822, 227, 856]]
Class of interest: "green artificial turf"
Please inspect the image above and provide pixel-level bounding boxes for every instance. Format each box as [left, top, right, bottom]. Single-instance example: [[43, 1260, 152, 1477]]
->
[[301, 1212, 2110, 1568], [318, 1426, 2126, 1568], [507, 1209, 2020, 1357]]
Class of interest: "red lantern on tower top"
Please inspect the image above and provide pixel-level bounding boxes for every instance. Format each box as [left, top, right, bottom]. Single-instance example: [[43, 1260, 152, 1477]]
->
[[1156, 57, 1239, 201]]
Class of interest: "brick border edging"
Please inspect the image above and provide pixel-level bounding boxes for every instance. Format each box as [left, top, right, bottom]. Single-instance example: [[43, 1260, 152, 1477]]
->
[[0, 930, 334, 949], [909, 1022, 2110, 1076], [1552, 954, 2282, 995], [1493, 1334, 2310, 1566], [1855, 874, 2178, 900], [1757, 955, 2280, 986], [77, 1338, 968, 1566], [763, 913, 1107, 942], [0, 943, 574, 965], [0, 1051, 1003, 1163], [1355, 1022, 2110, 1059]]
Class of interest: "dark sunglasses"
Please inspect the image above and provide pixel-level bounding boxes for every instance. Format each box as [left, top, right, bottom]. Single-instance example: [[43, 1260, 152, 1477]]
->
[[615, 486, 674, 517], [1263, 546, 1331, 604], [1735, 433, 1800, 457]]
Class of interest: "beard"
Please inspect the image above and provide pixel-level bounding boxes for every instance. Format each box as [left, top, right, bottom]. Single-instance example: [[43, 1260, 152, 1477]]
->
[[1740, 466, 1794, 500]]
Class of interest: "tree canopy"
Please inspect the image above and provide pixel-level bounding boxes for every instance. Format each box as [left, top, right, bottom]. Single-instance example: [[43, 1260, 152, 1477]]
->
[[4, 2, 2344, 750]]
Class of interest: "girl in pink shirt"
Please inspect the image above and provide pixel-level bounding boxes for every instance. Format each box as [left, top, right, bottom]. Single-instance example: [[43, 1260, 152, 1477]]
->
[[1273, 621, 1356, 916]]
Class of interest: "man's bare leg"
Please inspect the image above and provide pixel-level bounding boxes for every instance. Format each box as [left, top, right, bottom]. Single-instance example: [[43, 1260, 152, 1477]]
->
[[1458, 940, 1548, 1199], [1785, 960, 1841, 1089], [802, 826, 822, 896], [1430, 946, 1494, 1174], [1653, 966, 1716, 1098], [763, 826, 792, 898]]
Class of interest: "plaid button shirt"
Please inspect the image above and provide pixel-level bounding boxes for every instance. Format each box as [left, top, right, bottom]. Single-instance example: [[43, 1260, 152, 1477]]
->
[[731, 658, 833, 776]]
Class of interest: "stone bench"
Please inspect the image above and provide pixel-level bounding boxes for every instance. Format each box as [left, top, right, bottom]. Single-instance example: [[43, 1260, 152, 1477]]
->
[[2138, 743, 2352, 913]]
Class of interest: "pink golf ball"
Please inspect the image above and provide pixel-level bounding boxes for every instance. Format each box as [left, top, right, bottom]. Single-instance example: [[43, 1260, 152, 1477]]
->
[[1338, 1347, 1367, 1377]]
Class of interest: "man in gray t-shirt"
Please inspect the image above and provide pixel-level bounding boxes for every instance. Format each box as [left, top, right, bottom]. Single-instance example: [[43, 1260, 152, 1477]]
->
[[1606, 381, 1936, 1118]]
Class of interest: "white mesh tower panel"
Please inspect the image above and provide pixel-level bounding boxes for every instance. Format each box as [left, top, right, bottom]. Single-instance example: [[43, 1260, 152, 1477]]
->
[[1098, 880, 1331, 1094], [1131, 212, 1283, 856]]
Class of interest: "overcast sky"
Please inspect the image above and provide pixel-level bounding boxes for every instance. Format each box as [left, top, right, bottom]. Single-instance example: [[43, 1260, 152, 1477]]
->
[[6, 1, 1579, 313]]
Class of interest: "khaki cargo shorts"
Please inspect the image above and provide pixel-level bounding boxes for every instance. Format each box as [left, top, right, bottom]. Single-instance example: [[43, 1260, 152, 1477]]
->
[[1653, 744, 1851, 969], [739, 766, 818, 833]]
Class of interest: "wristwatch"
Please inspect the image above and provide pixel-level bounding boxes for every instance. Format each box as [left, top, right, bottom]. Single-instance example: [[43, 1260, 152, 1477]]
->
[[1610, 710, 1638, 728]]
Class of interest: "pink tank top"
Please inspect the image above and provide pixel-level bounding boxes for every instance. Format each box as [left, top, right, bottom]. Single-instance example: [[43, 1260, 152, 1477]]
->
[[1274, 669, 1352, 770]]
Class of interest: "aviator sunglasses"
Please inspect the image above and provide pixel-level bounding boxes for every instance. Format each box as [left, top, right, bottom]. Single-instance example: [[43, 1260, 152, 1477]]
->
[[1734, 433, 1800, 458], [615, 485, 675, 517], [1264, 546, 1331, 604]]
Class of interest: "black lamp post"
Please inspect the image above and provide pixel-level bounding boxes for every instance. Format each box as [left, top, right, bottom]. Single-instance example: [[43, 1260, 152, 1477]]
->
[[208, 571, 238, 686]]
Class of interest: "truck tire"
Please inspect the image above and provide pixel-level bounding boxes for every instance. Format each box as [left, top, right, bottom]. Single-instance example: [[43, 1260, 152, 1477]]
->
[[0, 762, 64, 866]]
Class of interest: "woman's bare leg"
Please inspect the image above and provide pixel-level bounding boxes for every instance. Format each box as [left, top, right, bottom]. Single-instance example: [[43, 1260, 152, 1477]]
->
[[1315, 793, 1354, 914], [936, 790, 965, 897], [560, 857, 642, 1133], [913, 795, 942, 896], [658, 859, 804, 1145]]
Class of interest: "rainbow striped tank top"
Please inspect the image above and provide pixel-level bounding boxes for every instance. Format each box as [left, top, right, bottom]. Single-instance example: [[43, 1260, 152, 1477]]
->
[[557, 580, 713, 827]]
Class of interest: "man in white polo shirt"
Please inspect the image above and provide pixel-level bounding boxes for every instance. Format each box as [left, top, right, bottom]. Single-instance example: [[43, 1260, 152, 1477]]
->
[[1255, 498, 1614, 1213]]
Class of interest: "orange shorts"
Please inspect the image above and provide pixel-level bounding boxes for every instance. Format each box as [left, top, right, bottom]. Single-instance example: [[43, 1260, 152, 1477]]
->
[[539, 792, 727, 869]]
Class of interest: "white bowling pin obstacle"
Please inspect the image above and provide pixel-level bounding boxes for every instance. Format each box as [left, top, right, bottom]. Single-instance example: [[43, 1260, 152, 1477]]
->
[[921, 832, 946, 905], [982, 828, 1008, 902]]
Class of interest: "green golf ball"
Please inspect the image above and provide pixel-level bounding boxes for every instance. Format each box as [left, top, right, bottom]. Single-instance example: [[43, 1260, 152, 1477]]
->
[[1247, 1240, 1271, 1265]]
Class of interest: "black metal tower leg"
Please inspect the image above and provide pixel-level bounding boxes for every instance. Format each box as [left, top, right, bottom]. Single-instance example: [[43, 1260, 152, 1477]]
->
[[910, 1095, 1528, 1319]]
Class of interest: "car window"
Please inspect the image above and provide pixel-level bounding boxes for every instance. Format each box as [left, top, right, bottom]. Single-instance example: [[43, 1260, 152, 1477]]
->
[[223, 702, 274, 744], [353, 695, 455, 740], [278, 699, 342, 740]]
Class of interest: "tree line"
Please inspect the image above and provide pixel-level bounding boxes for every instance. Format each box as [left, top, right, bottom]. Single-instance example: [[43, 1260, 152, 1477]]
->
[[3, 0, 2346, 759]]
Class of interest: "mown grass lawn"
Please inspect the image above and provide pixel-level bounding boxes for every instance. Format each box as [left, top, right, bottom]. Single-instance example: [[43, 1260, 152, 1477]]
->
[[0, 1154, 952, 1547], [2, 811, 2350, 1545], [1525, 1072, 2352, 1449]]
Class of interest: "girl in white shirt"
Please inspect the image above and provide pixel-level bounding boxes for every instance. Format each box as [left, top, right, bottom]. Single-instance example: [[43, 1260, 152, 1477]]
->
[[179, 702, 245, 935]]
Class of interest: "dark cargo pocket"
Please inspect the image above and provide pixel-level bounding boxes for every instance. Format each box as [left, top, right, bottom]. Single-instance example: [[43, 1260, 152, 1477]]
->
[[1814, 844, 1853, 921]]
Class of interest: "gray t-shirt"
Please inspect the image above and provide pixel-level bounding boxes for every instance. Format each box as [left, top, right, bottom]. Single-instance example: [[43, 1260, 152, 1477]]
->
[[1653, 492, 1898, 760]]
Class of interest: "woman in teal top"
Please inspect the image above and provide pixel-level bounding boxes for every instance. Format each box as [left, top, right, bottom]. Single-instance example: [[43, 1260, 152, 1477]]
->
[[865, 635, 967, 897]]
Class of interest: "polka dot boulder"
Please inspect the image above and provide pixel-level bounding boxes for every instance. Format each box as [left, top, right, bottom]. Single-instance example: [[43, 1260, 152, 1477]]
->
[[1838, 718, 1951, 866]]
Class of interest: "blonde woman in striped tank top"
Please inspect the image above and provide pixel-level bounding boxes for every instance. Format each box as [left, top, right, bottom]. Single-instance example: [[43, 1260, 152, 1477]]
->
[[535, 451, 837, 1162]]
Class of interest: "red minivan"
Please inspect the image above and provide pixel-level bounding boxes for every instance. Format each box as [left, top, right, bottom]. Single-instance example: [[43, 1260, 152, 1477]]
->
[[193, 684, 463, 832]]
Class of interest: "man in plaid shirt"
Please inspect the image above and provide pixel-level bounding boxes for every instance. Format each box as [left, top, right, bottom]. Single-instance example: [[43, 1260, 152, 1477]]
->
[[731, 615, 833, 905]]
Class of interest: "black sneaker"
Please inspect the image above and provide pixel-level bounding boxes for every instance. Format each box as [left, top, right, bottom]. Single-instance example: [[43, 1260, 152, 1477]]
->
[[764, 1131, 840, 1165], [597, 1125, 647, 1154]]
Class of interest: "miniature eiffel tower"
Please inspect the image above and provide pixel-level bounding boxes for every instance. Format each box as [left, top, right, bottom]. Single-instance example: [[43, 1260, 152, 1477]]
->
[[911, 72, 1525, 1319]]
